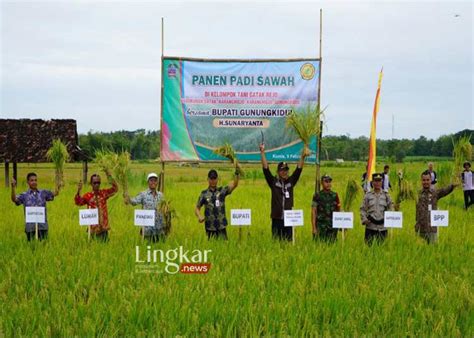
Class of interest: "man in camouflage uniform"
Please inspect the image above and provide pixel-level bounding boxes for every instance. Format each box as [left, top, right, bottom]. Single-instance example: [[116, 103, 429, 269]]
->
[[360, 173, 394, 245], [195, 169, 239, 240], [311, 175, 341, 242], [416, 170, 455, 244]]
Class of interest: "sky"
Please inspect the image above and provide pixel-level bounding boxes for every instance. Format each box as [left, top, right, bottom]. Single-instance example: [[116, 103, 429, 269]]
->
[[1, 0, 472, 139]]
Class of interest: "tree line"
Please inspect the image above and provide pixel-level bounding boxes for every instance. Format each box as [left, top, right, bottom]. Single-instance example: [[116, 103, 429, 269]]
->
[[78, 129, 473, 162]]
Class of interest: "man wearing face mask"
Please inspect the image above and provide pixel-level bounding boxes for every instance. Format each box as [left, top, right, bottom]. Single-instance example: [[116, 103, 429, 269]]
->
[[75, 170, 118, 242], [124, 173, 165, 242], [195, 169, 240, 240], [260, 143, 308, 241]]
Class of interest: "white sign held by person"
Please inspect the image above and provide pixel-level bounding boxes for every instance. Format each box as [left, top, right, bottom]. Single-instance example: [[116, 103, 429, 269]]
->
[[134, 210, 156, 227], [332, 212, 354, 229], [79, 209, 99, 226], [430, 210, 449, 227], [25, 207, 46, 223], [284, 210, 304, 227], [231, 209, 251, 226], [384, 211, 403, 228]]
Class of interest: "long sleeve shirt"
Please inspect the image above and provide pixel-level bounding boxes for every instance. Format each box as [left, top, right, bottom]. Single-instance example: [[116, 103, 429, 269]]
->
[[415, 185, 454, 233]]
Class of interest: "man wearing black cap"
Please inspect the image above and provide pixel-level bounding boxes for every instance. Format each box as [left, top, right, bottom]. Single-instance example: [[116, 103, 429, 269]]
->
[[360, 173, 394, 245], [194, 169, 239, 240], [461, 162, 474, 210], [259, 143, 308, 241], [311, 174, 341, 242]]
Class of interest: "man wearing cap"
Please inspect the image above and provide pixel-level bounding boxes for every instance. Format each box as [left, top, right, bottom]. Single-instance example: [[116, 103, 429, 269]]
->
[[311, 175, 341, 242], [124, 173, 165, 242], [360, 173, 394, 245], [259, 143, 308, 241], [416, 170, 456, 244], [195, 169, 240, 240], [461, 162, 474, 210]]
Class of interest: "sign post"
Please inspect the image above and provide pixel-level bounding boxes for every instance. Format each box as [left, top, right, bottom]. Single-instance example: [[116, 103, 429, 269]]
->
[[79, 209, 99, 241], [430, 210, 449, 239], [332, 212, 354, 241], [384, 211, 403, 238], [25, 207, 45, 240], [284, 210, 304, 244], [134, 210, 156, 241], [231, 209, 251, 241]]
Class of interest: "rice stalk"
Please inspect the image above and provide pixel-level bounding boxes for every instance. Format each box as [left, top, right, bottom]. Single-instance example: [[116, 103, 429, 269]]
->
[[94, 149, 118, 175], [114, 151, 131, 197], [158, 199, 176, 236], [285, 105, 325, 156], [46, 139, 69, 190], [213, 143, 244, 176], [342, 179, 362, 211], [452, 135, 472, 185], [394, 178, 416, 210]]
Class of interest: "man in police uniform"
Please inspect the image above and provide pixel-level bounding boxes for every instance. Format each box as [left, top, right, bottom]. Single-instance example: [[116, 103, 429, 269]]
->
[[259, 143, 307, 241], [194, 169, 239, 240], [311, 175, 341, 242], [360, 173, 394, 245]]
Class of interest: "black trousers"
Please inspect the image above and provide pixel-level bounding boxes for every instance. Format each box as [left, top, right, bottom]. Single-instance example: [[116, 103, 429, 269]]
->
[[364, 228, 387, 245], [26, 230, 48, 241], [463, 190, 474, 209], [272, 219, 293, 241], [206, 228, 228, 240], [314, 228, 338, 243]]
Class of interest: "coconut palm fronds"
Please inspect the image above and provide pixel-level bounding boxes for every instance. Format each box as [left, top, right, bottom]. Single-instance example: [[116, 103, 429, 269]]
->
[[114, 151, 131, 197], [94, 149, 118, 175], [342, 179, 362, 211], [285, 105, 325, 156], [158, 199, 176, 236], [452, 135, 472, 184], [394, 178, 416, 210], [213, 143, 244, 176], [46, 139, 69, 190]]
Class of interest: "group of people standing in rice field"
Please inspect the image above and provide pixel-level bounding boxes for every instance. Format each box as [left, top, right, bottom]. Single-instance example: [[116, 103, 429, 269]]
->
[[9, 144, 473, 245]]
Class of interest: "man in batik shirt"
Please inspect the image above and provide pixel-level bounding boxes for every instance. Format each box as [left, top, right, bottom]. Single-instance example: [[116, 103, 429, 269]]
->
[[11, 172, 59, 241], [75, 171, 118, 242], [195, 169, 239, 240], [125, 172, 165, 242]]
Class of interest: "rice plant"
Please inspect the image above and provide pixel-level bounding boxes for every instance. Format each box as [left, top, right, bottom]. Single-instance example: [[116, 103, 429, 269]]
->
[[452, 135, 472, 184], [94, 149, 118, 175], [342, 179, 361, 211], [394, 178, 416, 210], [114, 151, 131, 197], [285, 105, 325, 156], [46, 139, 69, 190], [158, 198, 176, 236], [213, 143, 245, 176]]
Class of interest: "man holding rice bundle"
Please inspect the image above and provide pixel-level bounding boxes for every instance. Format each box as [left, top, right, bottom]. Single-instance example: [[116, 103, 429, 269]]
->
[[311, 175, 341, 242], [124, 173, 165, 242], [11, 173, 59, 241], [416, 170, 455, 244], [75, 171, 118, 242], [461, 162, 474, 210], [360, 173, 394, 245], [259, 143, 307, 241], [195, 169, 240, 240]]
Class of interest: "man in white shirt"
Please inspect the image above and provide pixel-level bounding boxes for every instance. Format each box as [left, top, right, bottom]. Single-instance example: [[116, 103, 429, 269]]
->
[[461, 162, 474, 210], [427, 162, 438, 189], [382, 165, 391, 192]]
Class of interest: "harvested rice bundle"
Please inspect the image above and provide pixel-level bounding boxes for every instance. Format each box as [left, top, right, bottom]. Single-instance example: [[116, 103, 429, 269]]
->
[[46, 139, 69, 190], [213, 143, 244, 176], [114, 151, 131, 197], [342, 179, 362, 211], [452, 136, 472, 185], [158, 199, 176, 236], [94, 150, 117, 175], [394, 178, 416, 210], [285, 105, 324, 156]]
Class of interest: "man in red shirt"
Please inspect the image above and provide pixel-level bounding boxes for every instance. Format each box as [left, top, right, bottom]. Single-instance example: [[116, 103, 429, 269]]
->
[[75, 170, 118, 241]]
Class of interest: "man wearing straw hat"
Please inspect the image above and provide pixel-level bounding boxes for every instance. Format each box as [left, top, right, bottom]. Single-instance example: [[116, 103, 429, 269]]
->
[[10, 173, 59, 241], [311, 174, 341, 242], [124, 172, 165, 242], [259, 143, 308, 241], [75, 170, 118, 242], [360, 173, 394, 245], [195, 169, 240, 240]]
